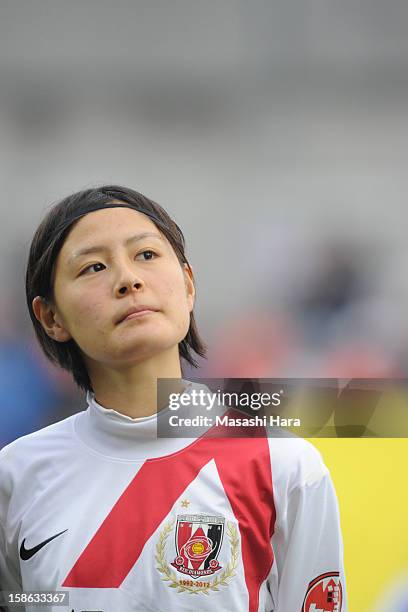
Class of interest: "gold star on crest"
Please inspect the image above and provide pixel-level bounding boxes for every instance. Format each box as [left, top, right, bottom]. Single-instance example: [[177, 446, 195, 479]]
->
[[181, 499, 190, 508]]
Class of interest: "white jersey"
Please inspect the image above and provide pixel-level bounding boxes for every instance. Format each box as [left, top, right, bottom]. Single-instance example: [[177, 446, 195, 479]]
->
[[0, 382, 346, 612]]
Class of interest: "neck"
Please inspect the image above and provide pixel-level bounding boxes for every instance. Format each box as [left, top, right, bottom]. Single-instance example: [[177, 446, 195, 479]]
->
[[86, 347, 184, 418]]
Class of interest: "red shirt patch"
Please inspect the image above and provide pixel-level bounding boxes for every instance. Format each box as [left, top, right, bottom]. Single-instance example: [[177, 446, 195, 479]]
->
[[302, 572, 343, 611]]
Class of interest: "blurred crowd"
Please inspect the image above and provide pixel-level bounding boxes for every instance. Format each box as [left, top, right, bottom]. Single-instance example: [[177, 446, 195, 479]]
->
[[202, 233, 407, 380]]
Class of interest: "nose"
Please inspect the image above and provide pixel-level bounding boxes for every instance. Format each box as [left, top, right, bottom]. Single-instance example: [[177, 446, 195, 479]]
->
[[114, 259, 145, 297]]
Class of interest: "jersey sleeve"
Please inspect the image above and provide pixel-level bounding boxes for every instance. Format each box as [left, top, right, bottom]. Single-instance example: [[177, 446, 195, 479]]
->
[[0, 445, 24, 612], [0, 519, 23, 611], [267, 442, 347, 611]]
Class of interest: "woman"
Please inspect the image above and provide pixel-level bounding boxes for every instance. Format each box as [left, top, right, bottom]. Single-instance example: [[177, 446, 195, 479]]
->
[[0, 185, 346, 611]]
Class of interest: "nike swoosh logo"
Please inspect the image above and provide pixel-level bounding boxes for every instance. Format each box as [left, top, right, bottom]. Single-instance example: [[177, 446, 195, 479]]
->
[[20, 529, 68, 561]]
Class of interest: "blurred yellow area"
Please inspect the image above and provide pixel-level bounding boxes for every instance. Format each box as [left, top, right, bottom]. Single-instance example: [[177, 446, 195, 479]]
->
[[312, 438, 408, 611]]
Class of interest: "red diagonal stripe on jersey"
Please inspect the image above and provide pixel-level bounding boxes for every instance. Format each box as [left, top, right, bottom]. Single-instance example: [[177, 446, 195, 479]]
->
[[212, 435, 276, 611], [62, 449, 206, 588], [62, 411, 276, 612]]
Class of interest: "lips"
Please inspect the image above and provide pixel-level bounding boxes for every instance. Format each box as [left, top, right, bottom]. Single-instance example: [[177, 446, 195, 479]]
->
[[116, 306, 158, 324]]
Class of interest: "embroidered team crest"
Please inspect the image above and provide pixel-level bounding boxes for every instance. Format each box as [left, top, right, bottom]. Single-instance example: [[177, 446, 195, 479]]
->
[[156, 514, 239, 594], [172, 514, 224, 578], [302, 572, 343, 611]]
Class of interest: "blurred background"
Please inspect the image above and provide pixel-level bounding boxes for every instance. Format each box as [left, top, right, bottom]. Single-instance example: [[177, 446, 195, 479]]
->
[[0, 1, 407, 609]]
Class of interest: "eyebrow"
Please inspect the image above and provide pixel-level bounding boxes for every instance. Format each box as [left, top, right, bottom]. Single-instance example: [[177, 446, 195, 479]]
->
[[67, 232, 164, 266]]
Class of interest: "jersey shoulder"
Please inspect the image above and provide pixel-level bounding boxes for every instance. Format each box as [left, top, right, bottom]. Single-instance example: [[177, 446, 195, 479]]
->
[[0, 412, 79, 472], [0, 413, 82, 531], [267, 435, 329, 491]]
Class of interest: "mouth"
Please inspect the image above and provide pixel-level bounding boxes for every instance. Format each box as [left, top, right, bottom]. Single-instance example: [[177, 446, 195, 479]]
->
[[116, 307, 158, 325]]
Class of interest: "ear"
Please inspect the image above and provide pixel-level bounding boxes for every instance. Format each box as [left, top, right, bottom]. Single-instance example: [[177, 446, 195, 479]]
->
[[183, 264, 195, 312], [32, 296, 72, 342]]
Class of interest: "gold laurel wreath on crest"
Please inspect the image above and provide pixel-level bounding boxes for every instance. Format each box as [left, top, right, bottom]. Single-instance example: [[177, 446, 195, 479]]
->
[[156, 519, 239, 595]]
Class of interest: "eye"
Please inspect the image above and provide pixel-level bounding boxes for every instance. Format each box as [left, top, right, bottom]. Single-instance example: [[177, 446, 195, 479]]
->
[[136, 250, 157, 261], [80, 262, 106, 275]]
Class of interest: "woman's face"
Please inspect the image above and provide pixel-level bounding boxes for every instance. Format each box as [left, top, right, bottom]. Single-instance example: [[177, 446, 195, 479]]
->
[[49, 207, 195, 368]]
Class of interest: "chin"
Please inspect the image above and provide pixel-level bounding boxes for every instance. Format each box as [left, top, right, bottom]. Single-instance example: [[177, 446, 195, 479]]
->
[[111, 337, 180, 363]]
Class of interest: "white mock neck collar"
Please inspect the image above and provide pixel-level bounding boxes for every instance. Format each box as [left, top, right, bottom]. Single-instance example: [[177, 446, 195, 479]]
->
[[86, 389, 163, 433], [73, 380, 199, 461]]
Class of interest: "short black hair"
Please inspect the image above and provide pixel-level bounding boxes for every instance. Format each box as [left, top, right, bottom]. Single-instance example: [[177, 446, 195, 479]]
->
[[26, 185, 206, 392]]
